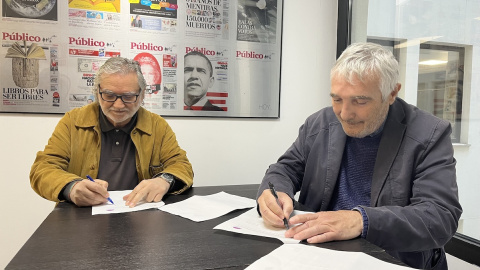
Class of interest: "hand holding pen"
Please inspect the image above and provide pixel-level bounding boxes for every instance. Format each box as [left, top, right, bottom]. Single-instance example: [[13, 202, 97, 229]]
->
[[68, 176, 112, 207], [86, 175, 114, 204], [268, 182, 290, 229]]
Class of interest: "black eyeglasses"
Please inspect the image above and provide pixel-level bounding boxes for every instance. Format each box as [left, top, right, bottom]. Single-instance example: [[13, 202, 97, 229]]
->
[[98, 86, 140, 104]]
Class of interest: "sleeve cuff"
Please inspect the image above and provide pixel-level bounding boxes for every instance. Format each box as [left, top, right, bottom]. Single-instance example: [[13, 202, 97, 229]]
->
[[59, 179, 82, 202], [353, 206, 369, 238]]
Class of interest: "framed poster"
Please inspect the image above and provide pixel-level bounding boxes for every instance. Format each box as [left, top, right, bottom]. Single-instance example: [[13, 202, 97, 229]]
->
[[1, 0, 283, 118]]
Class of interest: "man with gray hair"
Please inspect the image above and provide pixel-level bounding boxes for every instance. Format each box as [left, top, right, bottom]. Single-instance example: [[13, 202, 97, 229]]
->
[[31, 57, 193, 208], [257, 43, 462, 269]]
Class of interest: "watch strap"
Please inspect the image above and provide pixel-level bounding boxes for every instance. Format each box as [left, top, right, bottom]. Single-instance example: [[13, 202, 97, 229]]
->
[[159, 173, 175, 192]]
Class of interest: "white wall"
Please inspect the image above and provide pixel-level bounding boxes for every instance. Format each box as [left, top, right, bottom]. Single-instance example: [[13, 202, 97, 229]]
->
[[0, 0, 338, 268]]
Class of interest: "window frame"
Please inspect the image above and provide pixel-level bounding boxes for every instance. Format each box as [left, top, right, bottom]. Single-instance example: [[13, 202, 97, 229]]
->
[[417, 43, 465, 143]]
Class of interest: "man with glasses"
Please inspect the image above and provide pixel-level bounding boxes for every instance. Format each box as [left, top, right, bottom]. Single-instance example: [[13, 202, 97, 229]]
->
[[30, 57, 193, 207]]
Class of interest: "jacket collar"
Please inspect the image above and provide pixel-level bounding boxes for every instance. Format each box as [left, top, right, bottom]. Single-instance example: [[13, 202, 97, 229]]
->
[[370, 98, 407, 206], [134, 107, 153, 136], [75, 103, 100, 128], [74, 102, 153, 136]]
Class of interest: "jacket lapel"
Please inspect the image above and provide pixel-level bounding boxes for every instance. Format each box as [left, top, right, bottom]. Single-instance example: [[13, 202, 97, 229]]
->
[[320, 122, 346, 211], [134, 107, 153, 135], [75, 103, 99, 128], [370, 100, 406, 206]]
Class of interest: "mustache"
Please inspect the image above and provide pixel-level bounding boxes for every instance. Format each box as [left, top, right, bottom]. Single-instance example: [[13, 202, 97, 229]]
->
[[108, 108, 129, 112], [337, 116, 358, 125], [343, 120, 358, 125], [187, 82, 201, 87], [187, 77, 201, 83]]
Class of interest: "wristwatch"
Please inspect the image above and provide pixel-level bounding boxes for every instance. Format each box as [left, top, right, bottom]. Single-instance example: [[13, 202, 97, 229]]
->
[[159, 173, 175, 192]]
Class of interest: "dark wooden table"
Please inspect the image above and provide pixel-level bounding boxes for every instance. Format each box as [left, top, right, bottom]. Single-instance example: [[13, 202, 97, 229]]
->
[[7, 184, 406, 269]]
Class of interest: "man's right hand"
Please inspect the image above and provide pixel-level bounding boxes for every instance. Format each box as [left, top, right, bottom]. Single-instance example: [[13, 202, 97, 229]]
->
[[69, 179, 110, 207], [258, 188, 293, 227]]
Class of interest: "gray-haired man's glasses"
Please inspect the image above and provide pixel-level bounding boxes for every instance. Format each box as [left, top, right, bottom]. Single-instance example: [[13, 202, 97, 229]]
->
[[99, 86, 140, 104]]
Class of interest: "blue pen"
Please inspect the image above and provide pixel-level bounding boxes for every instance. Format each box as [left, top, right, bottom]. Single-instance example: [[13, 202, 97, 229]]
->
[[86, 175, 114, 204]]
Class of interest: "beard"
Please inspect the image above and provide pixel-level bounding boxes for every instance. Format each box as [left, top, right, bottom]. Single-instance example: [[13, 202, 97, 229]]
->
[[338, 102, 389, 138]]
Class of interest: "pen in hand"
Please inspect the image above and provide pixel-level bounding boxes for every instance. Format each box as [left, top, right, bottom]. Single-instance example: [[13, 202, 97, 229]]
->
[[86, 175, 114, 204], [268, 182, 290, 229]]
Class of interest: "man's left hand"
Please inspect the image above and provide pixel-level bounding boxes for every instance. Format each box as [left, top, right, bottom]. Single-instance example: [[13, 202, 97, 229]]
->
[[123, 178, 170, 207], [285, 210, 363, 243]]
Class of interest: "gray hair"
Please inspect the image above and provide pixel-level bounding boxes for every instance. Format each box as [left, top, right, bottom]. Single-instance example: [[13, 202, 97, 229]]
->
[[93, 57, 147, 96], [330, 42, 399, 101]]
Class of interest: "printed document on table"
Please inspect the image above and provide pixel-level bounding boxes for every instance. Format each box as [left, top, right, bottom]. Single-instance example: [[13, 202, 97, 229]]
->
[[246, 244, 414, 270], [158, 191, 256, 222], [214, 208, 306, 244], [92, 190, 165, 215]]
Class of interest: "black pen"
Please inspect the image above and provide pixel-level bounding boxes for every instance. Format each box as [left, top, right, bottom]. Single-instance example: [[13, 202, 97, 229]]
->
[[268, 182, 290, 229]]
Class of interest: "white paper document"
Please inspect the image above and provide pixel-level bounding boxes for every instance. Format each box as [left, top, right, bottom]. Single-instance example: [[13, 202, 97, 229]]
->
[[92, 190, 165, 215], [158, 191, 256, 222], [214, 208, 302, 244], [246, 244, 414, 270]]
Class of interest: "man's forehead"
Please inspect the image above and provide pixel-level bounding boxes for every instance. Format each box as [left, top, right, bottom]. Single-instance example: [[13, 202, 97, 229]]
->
[[331, 77, 382, 99]]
